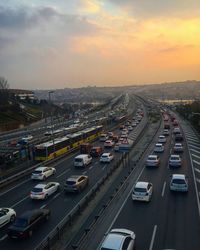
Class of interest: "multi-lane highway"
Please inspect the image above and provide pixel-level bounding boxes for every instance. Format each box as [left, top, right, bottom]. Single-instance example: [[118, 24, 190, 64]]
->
[[0, 99, 147, 249], [68, 112, 200, 250]]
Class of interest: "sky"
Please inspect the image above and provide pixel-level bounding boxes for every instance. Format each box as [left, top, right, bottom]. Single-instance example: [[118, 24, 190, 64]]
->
[[0, 0, 200, 89]]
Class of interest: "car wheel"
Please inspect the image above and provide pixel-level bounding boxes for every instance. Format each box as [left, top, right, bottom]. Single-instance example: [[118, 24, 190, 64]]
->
[[10, 215, 15, 223], [28, 230, 33, 237]]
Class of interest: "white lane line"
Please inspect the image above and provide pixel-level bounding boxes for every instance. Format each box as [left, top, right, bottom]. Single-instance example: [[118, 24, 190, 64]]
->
[[193, 160, 200, 166], [192, 154, 200, 160], [40, 204, 47, 209], [149, 225, 157, 250], [0, 235, 8, 242], [52, 193, 60, 200], [190, 148, 200, 154], [161, 182, 166, 197], [56, 169, 70, 178], [194, 168, 200, 174], [12, 195, 29, 208], [189, 144, 200, 150], [196, 178, 200, 184], [0, 179, 30, 197], [188, 141, 200, 147], [82, 171, 87, 175], [187, 137, 200, 143], [89, 166, 94, 170]]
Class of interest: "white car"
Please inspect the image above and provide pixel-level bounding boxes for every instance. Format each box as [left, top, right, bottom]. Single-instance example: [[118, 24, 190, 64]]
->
[[169, 155, 182, 167], [132, 122, 137, 127], [170, 174, 188, 192], [128, 126, 133, 131], [100, 153, 114, 163], [163, 129, 170, 136], [132, 182, 153, 202], [174, 143, 183, 153], [22, 135, 33, 141], [30, 182, 60, 200], [173, 127, 181, 134], [114, 143, 120, 152], [146, 155, 160, 167], [31, 167, 56, 180], [100, 228, 136, 250], [104, 140, 115, 148], [0, 208, 16, 228], [154, 143, 164, 153], [158, 135, 166, 143]]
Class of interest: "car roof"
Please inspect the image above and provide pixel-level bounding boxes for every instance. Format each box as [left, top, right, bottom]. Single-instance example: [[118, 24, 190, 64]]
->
[[155, 143, 163, 146], [135, 181, 149, 188], [159, 135, 165, 137], [175, 143, 182, 146], [67, 175, 87, 181], [148, 154, 158, 158], [170, 154, 180, 157], [34, 167, 47, 171], [34, 184, 46, 188], [102, 232, 125, 249], [102, 153, 110, 156], [172, 174, 186, 179], [75, 154, 89, 158]]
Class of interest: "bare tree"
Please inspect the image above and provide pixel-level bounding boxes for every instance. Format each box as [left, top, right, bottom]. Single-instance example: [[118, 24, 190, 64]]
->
[[0, 77, 10, 105]]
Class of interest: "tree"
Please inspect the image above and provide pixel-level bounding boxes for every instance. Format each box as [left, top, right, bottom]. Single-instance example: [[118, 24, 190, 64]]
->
[[0, 77, 10, 105]]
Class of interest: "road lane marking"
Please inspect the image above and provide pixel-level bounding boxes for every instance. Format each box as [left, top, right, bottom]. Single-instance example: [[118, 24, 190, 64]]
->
[[188, 141, 200, 147], [192, 154, 200, 159], [102, 164, 107, 171], [0, 179, 30, 197], [161, 182, 166, 197], [194, 168, 200, 174], [193, 160, 200, 166], [189, 144, 200, 150], [82, 171, 87, 175], [56, 169, 70, 178], [12, 195, 29, 208], [52, 193, 60, 200], [149, 225, 157, 250], [187, 138, 200, 143], [89, 166, 94, 170], [0, 235, 8, 242], [190, 148, 200, 154], [40, 204, 47, 209]]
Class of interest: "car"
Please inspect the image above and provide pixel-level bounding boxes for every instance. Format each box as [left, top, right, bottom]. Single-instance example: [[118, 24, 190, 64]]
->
[[104, 140, 115, 148], [114, 143, 120, 152], [132, 122, 137, 127], [99, 133, 109, 142], [164, 123, 170, 129], [7, 209, 50, 239], [175, 133, 183, 142], [31, 167, 56, 180], [90, 146, 103, 157], [173, 127, 181, 134], [100, 153, 114, 163], [158, 135, 166, 143], [107, 131, 114, 138], [74, 154, 92, 167], [21, 135, 33, 141], [154, 143, 164, 153], [128, 126, 133, 131], [0, 208, 16, 228], [163, 129, 170, 136], [100, 228, 136, 250], [132, 181, 153, 202], [146, 155, 160, 167], [169, 154, 182, 167], [64, 175, 89, 193], [173, 119, 179, 126], [170, 174, 188, 192], [173, 143, 183, 153], [30, 182, 60, 200]]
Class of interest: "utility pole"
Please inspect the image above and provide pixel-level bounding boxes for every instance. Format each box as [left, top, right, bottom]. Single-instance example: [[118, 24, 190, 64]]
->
[[48, 91, 56, 157]]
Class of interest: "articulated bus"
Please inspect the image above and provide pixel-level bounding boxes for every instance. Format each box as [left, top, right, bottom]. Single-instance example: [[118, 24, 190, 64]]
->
[[34, 125, 103, 161]]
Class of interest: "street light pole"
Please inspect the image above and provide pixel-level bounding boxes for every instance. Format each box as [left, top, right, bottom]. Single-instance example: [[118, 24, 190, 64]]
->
[[48, 91, 56, 157]]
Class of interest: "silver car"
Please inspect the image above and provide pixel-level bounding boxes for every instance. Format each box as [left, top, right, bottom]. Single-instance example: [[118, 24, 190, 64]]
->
[[169, 154, 182, 167], [100, 228, 136, 250], [170, 174, 188, 192]]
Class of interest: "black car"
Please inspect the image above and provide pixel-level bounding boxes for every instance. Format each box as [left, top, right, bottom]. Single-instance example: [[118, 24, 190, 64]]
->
[[175, 133, 183, 141], [7, 209, 50, 239]]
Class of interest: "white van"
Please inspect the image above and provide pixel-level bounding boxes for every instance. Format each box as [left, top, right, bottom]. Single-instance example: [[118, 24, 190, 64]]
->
[[99, 133, 108, 142], [74, 154, 92, 168]]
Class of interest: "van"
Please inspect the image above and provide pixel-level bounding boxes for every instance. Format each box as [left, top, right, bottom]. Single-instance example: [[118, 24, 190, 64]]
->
[[99, 133, 108, 142], [74, 154, 92, 168], [90, 147, 103, 157]]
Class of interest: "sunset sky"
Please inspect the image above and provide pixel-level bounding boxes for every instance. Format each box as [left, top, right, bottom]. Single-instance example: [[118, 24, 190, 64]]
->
[[0, 0, 200, 89]]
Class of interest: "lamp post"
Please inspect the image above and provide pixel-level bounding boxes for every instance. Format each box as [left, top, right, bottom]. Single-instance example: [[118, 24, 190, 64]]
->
[[48, 91, 56, 157]]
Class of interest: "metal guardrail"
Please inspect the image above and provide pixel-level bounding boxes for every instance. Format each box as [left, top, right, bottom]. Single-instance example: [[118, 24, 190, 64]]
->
[[35, 107, 156, 250]]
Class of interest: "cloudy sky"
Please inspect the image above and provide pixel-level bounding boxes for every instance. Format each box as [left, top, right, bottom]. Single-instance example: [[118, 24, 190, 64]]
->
[[0, 0, 200, 89]]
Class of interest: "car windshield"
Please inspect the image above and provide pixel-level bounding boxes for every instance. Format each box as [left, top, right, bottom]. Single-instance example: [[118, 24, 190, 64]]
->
[[33, 170, 42, 174], [171, 156, 179, 160], [134, 187, 146, 193], [172, 179, 186, 184], [148, 156, 156, 160], [75, 158, 83, 162], [14, 218, 28, 228], [32, 188, 43, 193], [102, 155, 108, 158], [66, 181, 76, 185]]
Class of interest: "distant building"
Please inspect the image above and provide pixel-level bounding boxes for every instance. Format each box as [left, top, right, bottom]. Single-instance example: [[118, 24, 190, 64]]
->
[[9, 89, 36, 100]]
